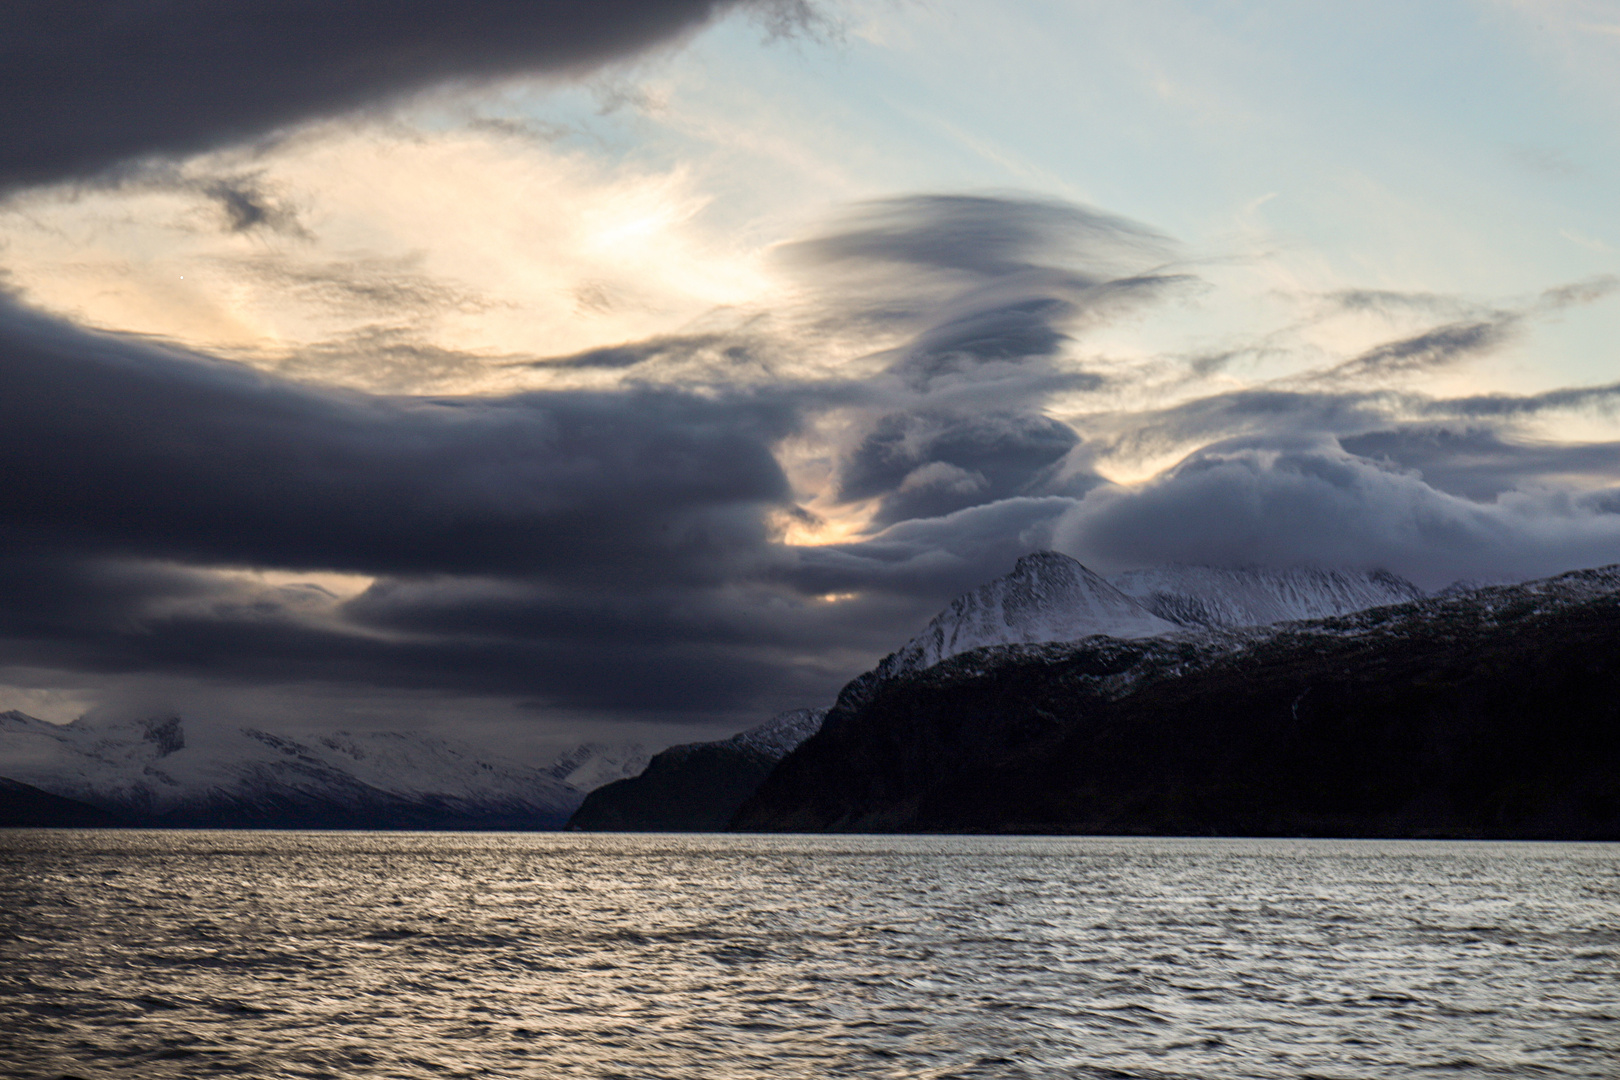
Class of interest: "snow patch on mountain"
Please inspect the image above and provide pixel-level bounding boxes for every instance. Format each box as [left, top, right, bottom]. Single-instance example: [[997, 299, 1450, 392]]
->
[[724, 707, 828, 760], [544, 742, 651, 792], [1110, 564, 1424, 629]]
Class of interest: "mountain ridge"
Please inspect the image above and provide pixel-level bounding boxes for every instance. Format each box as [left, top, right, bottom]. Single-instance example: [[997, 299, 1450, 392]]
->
[[875, 552, 1425, 682], [0, 712, 647, 829], [568, 708, 828, 831], [733, 563, 1620, 837]]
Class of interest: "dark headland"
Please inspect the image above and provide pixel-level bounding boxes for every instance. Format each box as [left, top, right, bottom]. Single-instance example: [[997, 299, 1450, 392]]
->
[[731, 567, 1620, 838]]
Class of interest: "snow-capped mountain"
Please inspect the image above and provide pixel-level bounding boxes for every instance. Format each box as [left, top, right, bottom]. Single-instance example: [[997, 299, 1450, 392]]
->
[[734, 563, 1620, 838], [1110, 564, 1424, 630], [877, 552, 1179, 679], [0, 712, 648, 828], [879, 551, 1427, 678]]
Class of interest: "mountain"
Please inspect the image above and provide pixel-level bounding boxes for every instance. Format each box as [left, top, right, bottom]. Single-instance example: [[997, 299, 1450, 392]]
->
[[875, 552, 1178, 680], [733, 566, 1620, 838], [0, 712, 647, 829], [1110, 563, 1424, 629], [0, 776, 125, 827], [544, 741, 651, 792], [875, 552, 1423, 681], [568, 708, 827, 831]]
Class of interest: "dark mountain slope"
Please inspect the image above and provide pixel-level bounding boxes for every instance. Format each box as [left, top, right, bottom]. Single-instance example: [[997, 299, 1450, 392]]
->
[[569, 708, 825, 831], [734, 570, 1620, 838], [0, 777, 126, 827]]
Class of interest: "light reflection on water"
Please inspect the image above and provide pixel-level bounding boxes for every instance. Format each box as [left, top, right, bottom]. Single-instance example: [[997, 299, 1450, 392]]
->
[[1, 830, 1616, 1079]]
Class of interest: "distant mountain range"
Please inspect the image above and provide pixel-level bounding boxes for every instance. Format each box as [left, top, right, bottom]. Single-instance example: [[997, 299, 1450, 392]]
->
[[0, 712, 647, 829]]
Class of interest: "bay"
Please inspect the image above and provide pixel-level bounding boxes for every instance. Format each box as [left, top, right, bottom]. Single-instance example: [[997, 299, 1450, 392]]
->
[[1, 830, 1616, 1079]]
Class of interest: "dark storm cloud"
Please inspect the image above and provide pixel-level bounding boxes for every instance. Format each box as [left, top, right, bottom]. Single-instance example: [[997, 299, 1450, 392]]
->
[[0, 0, 790, 190], [0, 298, 860, 722], [837, 411, 1087, 526], [0, 539, 892, 724], [0, 299, 796, 583], [0, 586, 832, 718]]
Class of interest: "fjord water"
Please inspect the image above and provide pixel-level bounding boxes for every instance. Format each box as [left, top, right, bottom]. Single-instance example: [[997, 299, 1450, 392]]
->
[[2, 832, 1616, 1079]]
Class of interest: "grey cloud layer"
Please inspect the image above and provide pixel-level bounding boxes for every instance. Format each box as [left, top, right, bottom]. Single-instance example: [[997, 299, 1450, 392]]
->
[[0, 298, 840, 722], [0, 0, 770, 189], [0, 301, 795, 582]]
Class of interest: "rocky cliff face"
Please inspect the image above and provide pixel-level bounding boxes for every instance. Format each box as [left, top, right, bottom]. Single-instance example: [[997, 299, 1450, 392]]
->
[[732, 567, 1620, 839]]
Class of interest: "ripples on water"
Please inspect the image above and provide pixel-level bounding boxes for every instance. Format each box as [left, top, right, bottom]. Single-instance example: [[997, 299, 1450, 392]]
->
[[0, 831, 1616, 1079]]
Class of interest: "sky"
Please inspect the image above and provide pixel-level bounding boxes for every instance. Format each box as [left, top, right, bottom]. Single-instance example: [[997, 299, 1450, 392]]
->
[[2, 0, 1618, 751]]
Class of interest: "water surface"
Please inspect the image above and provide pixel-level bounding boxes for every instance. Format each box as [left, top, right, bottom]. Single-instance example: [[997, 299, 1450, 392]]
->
[[2, 831, 1616, 1078]]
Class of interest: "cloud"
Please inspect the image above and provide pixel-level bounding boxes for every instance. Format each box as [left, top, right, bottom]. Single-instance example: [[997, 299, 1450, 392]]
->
[[0, 296, 856, 725], [1315, 276, 1618, 383], [783, 194, 1173, 282], [782, 496, 1080, 599], [3, 182, 1617, 735], [0, 299, 797, 582], [777, 194, 1185, 529], [837, 410, 1088, 526], [1430, 380, 1620, 418], [0, 191, 1182, 729], [1053, 440, 1620, 590], [1323, 287, 1473, 317], [0, 0, 797, 190], [1339, 426, 1620, 502], [1327, 317, 1518, 380]]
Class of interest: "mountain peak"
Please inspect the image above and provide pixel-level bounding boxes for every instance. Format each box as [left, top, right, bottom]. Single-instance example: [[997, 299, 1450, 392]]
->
[[878, 552, 1179, 679], [1010, 549, 1084, 573]]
